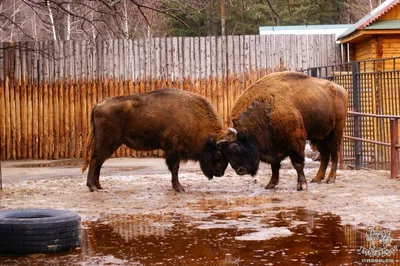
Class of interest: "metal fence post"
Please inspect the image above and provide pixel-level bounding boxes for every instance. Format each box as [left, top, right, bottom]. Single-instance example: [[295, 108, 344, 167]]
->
[[310, 67, 318, 77], [390, 118, 399, 178], [352, 62, 362, 170]]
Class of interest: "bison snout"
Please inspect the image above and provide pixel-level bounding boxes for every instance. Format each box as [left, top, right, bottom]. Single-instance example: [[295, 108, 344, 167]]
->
[[214, 171, 224, 177], [236, 167, 247, 175]]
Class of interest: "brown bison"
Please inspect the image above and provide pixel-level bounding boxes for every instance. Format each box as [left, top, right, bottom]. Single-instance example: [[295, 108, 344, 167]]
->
[[223, 71, 348, 191], [82, 88, 229, 192]]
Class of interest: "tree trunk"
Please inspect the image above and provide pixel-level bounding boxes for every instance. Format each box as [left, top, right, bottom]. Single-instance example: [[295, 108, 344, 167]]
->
[[46, 0, 57, 40], [66, 3, 71, 40], [221, 0, 226, 36]]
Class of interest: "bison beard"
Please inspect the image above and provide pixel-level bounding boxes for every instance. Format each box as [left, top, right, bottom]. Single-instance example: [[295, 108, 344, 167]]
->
[[81, 88, 228, 193], [226, 71, 348, 191]]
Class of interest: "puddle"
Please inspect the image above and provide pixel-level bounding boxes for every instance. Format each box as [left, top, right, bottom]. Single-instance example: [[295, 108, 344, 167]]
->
[[1, 208, 399, 265]]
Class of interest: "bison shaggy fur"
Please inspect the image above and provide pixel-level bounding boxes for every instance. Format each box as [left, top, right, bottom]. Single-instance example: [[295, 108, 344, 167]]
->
[[82, 88, 228, 192], [225, 71, 348, 191]]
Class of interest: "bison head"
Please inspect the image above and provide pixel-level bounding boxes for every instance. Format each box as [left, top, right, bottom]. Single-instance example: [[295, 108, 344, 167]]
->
[[199, 136, 229, 179], [222, 128, 260, 176]]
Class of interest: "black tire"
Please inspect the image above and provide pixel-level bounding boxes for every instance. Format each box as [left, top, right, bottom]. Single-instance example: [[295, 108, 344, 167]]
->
[[0, 209, 81, 255]]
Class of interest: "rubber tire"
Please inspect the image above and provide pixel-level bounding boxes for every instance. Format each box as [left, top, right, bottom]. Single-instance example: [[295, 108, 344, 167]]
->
[[0, 209, 81, 255]]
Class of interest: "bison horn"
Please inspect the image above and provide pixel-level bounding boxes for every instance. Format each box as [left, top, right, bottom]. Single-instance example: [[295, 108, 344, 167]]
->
[[226, 127, 238, 142], [228, 127, 237, 135]]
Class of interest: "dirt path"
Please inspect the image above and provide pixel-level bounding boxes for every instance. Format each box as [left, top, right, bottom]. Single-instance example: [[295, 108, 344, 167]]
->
[[1, 158, 399, 230]]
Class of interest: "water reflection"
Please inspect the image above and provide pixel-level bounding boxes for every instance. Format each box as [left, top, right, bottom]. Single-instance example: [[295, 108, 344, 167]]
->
[[0, 208, 399, 265]]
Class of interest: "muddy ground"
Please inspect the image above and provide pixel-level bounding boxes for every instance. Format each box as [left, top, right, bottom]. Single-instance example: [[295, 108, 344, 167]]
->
[[1, 158, 399, 230]]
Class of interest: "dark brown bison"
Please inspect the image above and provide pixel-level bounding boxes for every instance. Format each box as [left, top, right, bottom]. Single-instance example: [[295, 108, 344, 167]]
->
[[82, 88, 229, 192], [223, 71, 348, 191]]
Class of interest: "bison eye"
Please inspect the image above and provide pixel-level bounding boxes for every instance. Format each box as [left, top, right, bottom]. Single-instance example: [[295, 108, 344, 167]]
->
[[229, 143, 240, 154], [214, 151, 222, 159]]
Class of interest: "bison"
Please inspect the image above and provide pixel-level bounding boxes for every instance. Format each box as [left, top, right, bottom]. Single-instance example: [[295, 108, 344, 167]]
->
[[81, 88, 229, 192], [223, 71, 348, 191]]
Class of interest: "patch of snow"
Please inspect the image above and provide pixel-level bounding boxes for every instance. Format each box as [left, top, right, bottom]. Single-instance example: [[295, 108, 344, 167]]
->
[[235, 227, 292, 241]]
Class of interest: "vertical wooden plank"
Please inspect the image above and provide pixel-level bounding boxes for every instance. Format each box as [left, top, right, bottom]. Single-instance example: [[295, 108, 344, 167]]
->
[[308, 35, 315, 68], [177, 37, 184, 86], [59, 41, 67, 158], [133, 38, 139, 82], [199, 37, 207, 93], [249, 35, 256, 75], [227, 35, 235, 114], [232, 36, 239, 76], [239, 35, 245, 79], [47, 41, 54, 159], [165, 37, 172, 86], [215, 36, 222, 116], [14, 46, 21, 159], [3, 43, 11, 160], [153, 37, 161, 80], [31, 42, 38, 159], [4, 61, 11, 160], [0, 43, 5, 160], [301, 35, 307, 70], [222, 35, 229, 126], [52, 42, 59, 159], [36, 42, 42, 159], [74, 41, 83, 159], [8, 47, 15, 159], [182, 37, 190, 80], [258, 35, 265, 75], [26, 43, 32, 159], [42, 41, 49, 159], [0, 42, 3, 82], [193, 37, 200, 94], [68, 41, 75, 158]]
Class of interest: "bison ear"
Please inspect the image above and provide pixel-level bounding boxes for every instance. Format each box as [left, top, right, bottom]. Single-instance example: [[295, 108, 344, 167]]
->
[[206, 135, 217, 147], [237, 128, 249, 140]]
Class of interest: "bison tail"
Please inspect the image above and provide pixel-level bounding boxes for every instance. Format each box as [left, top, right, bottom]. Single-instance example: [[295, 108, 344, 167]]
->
[[81, 111, 95, 173]]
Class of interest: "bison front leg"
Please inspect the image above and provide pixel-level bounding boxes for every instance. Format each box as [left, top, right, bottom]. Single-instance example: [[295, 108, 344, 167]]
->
[[265, 162, 280, 189], [166, 153, 185, 193], [289, 152, 307, 191]]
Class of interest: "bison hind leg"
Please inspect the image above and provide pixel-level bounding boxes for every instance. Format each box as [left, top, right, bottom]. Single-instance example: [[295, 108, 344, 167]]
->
[[289, 151, 307, 191], [311, 143, 330, 183], [87, 140, 122, 192], [166, 152, 185, 193], [326, 150, 338, 183]]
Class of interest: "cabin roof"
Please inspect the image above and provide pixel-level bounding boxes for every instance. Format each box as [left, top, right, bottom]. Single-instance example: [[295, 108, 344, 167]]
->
[[338, 0, 400, 42]]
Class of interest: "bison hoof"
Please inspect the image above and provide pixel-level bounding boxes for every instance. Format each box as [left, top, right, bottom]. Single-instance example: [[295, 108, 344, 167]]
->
[[88, 186, 98, 192], [310, 178, 321, 183], [326, 178, 336, 184], [172, 183, 186, 193], [297, 182, 307, 191], [265, 183, 277, 189]]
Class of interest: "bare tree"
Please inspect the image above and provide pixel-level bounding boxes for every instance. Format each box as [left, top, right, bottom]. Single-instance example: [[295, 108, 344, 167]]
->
[[0, 0, 212, 41]]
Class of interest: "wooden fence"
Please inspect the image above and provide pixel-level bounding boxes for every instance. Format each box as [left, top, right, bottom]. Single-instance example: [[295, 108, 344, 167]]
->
[[0, 34, 341, 160]]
